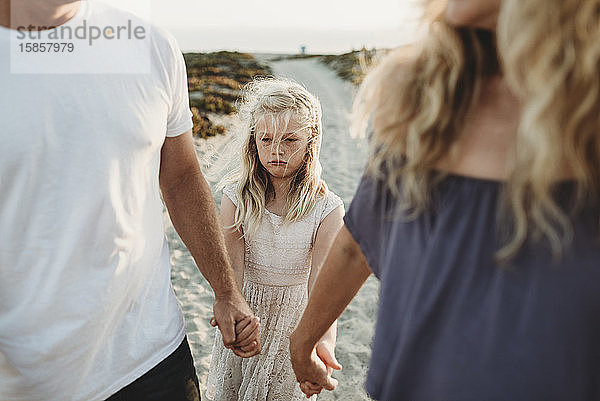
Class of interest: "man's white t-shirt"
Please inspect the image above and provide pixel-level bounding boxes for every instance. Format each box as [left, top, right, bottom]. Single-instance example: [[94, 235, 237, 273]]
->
[[0, 2, 194, 400]]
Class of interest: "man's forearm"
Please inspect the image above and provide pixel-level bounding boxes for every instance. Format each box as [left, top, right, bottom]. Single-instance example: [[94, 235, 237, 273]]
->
[[162, 169, 237, 298]]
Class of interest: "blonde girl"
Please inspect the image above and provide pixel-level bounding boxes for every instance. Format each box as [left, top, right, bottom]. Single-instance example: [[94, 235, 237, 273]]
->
[[291, 0, 600, 400], [206, 77, 344, 401]]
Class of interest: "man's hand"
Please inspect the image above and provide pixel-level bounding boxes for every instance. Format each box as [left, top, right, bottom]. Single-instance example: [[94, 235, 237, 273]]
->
[[212, 291, 261, 358]]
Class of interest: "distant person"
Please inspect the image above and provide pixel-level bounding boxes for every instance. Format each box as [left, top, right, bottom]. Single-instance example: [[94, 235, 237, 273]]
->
[[206, 77, 344, 401], [290, 0, 600, 399], [0, 1, 259, 400]]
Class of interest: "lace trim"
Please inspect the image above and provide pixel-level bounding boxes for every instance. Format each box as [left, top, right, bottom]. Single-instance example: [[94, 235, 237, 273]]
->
[[245, 262, 310, 287]]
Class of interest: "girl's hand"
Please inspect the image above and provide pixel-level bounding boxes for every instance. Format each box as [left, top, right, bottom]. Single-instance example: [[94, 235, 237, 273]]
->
[[300, 381, 323, 398], [235, 315, 261, 357], [315, 340, 342, 372]]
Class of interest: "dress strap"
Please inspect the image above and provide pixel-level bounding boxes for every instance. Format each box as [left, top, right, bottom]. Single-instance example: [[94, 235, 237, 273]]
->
[[222, 183, 239, 208], [311, 190, 344, 244], [319, 191, 344, 223]]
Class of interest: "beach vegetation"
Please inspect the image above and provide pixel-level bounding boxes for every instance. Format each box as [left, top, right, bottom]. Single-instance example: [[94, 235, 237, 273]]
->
[[184, 51, 271, 138]]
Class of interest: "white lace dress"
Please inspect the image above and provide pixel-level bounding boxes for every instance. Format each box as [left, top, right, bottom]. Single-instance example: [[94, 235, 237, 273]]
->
[[205, 184, 344, 401]]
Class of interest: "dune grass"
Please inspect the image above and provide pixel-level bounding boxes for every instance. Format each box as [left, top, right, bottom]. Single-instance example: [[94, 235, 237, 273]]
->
[[184, 51, 271, 138], [320, 48, 381, 85]]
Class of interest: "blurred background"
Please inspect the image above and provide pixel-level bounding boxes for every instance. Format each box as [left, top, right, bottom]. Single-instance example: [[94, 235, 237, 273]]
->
[[102, 0, 421, 53]]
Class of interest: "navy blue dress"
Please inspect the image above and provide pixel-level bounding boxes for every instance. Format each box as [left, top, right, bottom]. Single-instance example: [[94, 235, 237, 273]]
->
[[344, 172, 600, 401]]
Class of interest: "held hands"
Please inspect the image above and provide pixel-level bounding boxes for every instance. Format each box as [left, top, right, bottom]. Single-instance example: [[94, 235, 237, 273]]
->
[[211, 291, 261, 358], [290, 334, 342, 398]]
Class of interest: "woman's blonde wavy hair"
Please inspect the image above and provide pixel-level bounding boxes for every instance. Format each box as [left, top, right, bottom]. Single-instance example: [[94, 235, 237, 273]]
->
[[219, 77, 327, 240], [352, 0, 600, 261]]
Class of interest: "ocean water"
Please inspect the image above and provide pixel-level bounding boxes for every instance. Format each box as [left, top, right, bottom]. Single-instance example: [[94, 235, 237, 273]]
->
[[167, 57, 378, 400]]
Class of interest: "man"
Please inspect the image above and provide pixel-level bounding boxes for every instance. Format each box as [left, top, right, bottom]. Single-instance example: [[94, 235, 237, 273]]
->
[[0, 1, 259, 400]]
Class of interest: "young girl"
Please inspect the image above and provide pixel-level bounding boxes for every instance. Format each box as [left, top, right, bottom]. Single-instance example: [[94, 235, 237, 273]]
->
[[206, 77, 344, 401]]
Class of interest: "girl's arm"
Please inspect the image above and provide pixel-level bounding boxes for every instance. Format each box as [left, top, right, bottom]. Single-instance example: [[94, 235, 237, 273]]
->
[[308, 205, 344, 366], [220, 195, 245, 291], [290, 224, 372, 393], [216, 194, 260, 356]]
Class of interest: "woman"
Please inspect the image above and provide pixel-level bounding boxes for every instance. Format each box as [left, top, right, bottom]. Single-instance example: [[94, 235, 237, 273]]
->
[[289, 0, 600, 400]]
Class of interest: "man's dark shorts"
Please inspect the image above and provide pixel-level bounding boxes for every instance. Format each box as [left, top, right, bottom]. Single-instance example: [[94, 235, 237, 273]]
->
[[106, 337, 200, 401]]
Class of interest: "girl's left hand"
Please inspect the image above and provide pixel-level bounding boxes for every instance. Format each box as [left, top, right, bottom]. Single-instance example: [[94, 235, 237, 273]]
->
[[315, 340, 342, 372], [300, 380, 323, 398]]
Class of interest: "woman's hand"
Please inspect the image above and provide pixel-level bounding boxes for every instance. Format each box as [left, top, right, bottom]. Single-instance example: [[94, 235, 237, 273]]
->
[[297, 340, 343, 397], [289, 332, 340, 397], [289, 226, 371, 397]]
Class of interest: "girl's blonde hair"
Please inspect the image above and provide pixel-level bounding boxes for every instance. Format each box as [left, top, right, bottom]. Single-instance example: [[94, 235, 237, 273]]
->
[[352, 0, 600, 261], [220, 77, 327, 240]]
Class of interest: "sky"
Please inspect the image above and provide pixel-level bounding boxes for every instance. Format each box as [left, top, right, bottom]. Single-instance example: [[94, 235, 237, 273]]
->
[[100, 0, 423, 53]]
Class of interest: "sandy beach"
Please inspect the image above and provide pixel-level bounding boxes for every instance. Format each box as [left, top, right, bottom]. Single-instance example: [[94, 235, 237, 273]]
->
[[166, 56, 379, 400]]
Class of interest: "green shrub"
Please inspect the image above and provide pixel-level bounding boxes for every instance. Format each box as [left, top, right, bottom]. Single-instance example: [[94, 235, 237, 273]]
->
[[190, 96, 236, 115]]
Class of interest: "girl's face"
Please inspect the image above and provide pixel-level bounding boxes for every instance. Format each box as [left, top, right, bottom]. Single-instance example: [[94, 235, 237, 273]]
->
[[254, 115, 311, 180], [445, 0, 501, 30]]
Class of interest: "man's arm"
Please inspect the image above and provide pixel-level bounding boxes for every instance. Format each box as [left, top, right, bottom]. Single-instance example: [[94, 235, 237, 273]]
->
[[159, 131, 259, 357]]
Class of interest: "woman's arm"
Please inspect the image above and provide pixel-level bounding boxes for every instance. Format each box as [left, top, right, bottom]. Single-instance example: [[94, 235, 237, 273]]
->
[[290, 224, 372, 393], [308, 205, 344, 366]]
